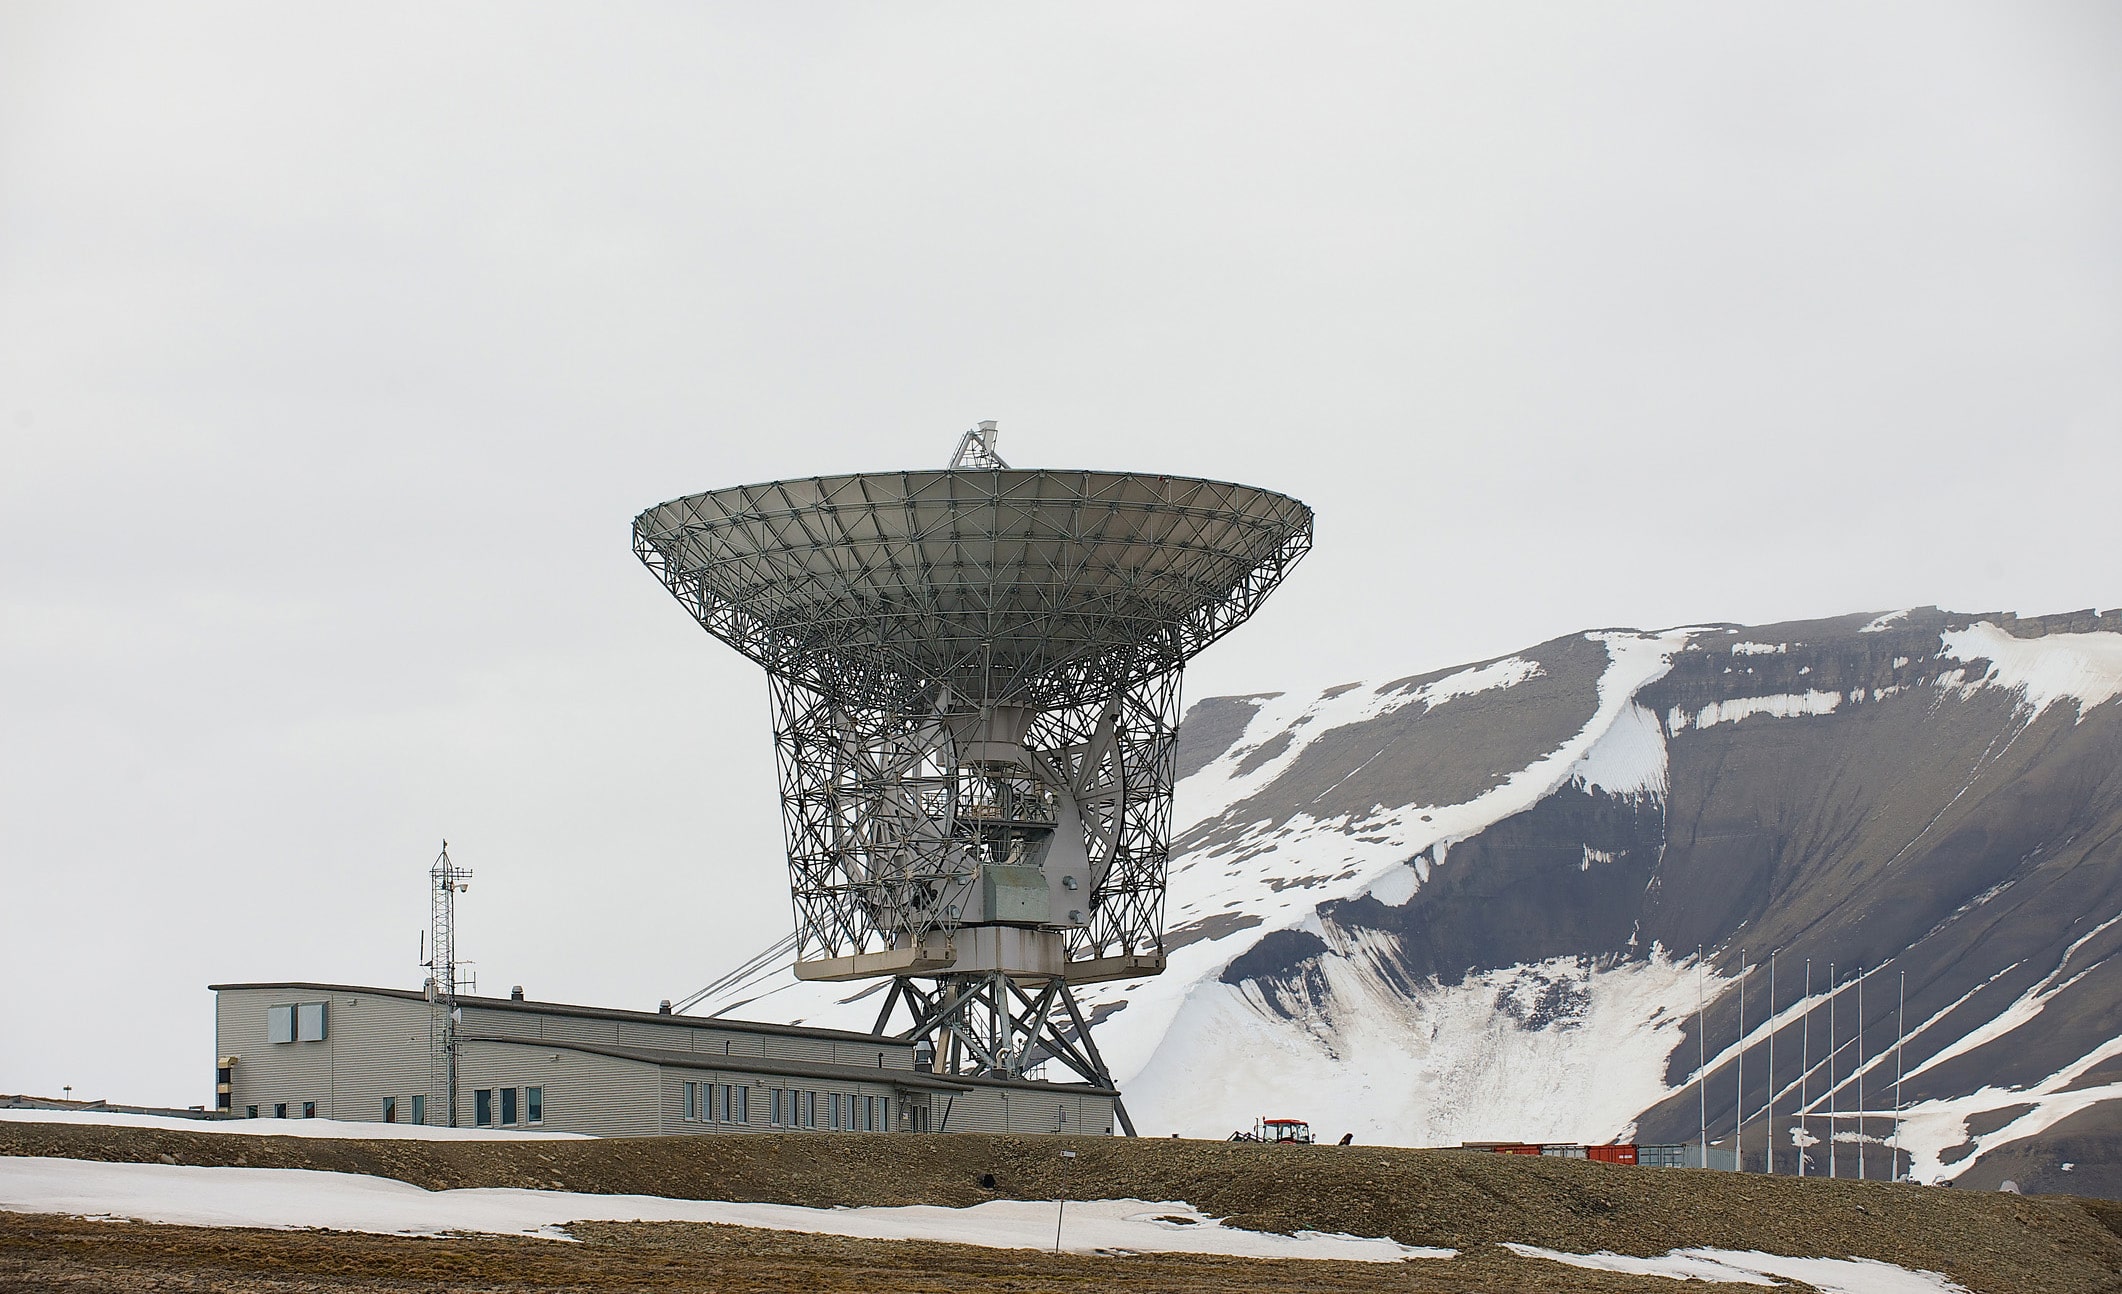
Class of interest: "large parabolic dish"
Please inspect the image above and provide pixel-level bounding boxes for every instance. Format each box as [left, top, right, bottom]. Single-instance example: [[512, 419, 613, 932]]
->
[[632, 469, 1312, 712], [635, 430, 1311, 1121]]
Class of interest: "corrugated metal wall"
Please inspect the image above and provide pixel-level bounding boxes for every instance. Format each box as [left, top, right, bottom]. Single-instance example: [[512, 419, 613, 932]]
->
[[457, 1040, 664, 1138]]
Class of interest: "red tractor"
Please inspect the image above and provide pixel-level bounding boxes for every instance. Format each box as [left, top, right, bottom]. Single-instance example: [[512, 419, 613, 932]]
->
[[1231, 1118, 1314, 1144]]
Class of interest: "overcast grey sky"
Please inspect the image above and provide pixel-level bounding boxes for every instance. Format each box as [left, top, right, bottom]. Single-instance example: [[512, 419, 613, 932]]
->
[[3, 3, 2118, 1107]]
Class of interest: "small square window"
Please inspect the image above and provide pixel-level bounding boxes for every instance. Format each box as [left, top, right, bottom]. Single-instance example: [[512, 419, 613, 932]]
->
[[475, 1089, 493, 1127], [245, 1105, 258, 1120], [274, 1103, 287, 1119], [301, 1101, 316, 1119], [526, 1086, 542, 1125], [266, 1006, 294, 1044]]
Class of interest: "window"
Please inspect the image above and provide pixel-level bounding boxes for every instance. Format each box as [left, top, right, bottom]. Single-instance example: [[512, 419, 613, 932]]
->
[[501, 1087, 517, 1126], [475, 1089, 493, 1127], [706, 1083, 720, 1123], [245, 1105, 258, 1120], [857, 1096, 871, 1132], [274, 1103, 288, 1119], [831, 1093, 844, 1131], [526, 1087, 542, 1125], [383, 1097, 398, 1124], [266, 1005, 294, 1044], [729, 1085, 747, 1124], [301, 1101, 316, 1119], [802, 1091, 817, 1129], [876, 1097, 890, 1132], [412, 1095, 426, 1125], [683, 1081, 696, 1120], [296, 1002, 328, 1042]]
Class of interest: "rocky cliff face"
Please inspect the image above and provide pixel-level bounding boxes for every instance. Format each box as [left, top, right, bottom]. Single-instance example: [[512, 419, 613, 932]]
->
[[714, 607, 2122, 1196]]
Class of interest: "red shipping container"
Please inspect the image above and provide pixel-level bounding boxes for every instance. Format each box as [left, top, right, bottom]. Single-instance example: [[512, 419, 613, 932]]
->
[[1584, 1144, 1639, 1165]]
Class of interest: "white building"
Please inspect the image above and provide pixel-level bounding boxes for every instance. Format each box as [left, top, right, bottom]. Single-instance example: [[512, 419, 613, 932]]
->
[[211, 981, 1117, 1138]]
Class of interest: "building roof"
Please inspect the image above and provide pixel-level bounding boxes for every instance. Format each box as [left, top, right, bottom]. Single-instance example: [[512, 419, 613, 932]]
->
[[207, 981, 900, 1047], [211, 981, 1117, 1099]]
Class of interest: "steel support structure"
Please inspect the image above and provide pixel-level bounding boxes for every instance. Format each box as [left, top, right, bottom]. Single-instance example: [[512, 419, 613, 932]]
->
[[423, 843, 472, 1128]]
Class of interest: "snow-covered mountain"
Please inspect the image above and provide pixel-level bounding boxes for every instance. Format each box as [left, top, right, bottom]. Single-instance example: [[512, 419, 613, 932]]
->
[[704, 608, 2122, 1197]]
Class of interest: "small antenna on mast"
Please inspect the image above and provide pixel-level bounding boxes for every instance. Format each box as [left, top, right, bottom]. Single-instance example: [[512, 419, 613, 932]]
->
[[948, 420, 1009, 470]]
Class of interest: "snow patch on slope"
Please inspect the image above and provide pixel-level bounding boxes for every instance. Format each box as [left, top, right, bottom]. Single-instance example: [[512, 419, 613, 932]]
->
[[1567, 702, 1667, 799], [1938, 622, 2122, 720], [1128, 947, 1718, 1145], [1883, 912, 2122, 1181], [1175, 655, 1545, 828], [1669, 690, 1842, 732]]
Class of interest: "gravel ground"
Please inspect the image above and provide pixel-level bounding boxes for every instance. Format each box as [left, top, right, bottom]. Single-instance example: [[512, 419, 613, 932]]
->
[[4, 1122, 2119, 1293]]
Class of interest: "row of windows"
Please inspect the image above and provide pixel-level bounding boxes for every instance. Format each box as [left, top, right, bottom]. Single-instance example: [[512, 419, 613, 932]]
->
[[473, 1085, 543, 1127], [264, 1002, 328, 1044], [244, 1101, 319, 1119], [243, 1090, 536, 1127], [681, 1081, 748, 1124], [769, 1088, 890, 1132]]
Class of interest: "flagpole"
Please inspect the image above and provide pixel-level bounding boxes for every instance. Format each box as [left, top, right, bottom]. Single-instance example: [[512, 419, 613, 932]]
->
[[1799, 958, 1810, 1177], [1828, 961, 1837, 1179], [1895, 970, 1906, 1182], [1736, 950, 1747, 1172], [1698, 945, 1708, 1168], [1767, 951, 1777, 1175], [1857, 965, 1867, 1181]]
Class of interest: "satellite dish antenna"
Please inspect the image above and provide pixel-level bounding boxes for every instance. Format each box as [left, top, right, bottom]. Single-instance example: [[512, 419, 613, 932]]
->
[[634, 422, 1312, 1134]]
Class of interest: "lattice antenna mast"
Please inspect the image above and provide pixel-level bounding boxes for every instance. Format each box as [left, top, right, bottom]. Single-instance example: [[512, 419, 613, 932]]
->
[[948, 420, 1010, 469], [423, 842, 473, 1127]]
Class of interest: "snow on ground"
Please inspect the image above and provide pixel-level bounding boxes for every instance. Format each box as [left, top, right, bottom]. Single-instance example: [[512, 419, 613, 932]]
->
[[1938, 622, 2122, 719], [0, 1156, 1449, 1261], [1502, 1244, 1969, 1294], [1127, 945, 1719, 1144], [0, 1109, 588, 1140]]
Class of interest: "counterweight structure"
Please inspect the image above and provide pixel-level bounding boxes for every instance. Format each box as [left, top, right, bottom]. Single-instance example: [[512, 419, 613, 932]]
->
[[634, 430, 1311, 1129]]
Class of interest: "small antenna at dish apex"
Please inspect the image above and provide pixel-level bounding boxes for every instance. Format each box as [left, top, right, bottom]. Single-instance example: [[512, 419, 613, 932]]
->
[[948, 420, 1009, 470]]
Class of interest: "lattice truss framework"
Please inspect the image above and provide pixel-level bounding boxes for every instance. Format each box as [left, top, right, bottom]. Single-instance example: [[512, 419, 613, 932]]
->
[[768, 667, 1182, 965]]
